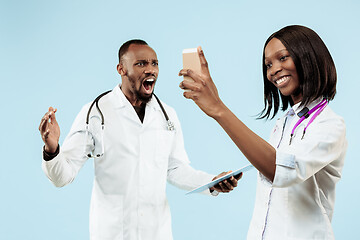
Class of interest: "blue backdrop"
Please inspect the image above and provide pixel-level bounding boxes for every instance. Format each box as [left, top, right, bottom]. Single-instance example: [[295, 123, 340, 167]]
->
[[1, 0, 359, 239]]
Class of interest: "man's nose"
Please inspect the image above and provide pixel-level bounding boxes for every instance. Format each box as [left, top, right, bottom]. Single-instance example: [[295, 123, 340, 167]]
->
[[144, 66, 158, 75]]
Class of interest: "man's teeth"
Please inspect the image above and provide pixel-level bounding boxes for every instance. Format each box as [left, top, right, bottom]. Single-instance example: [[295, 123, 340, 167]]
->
[[143, 79, 155, 91], [276, 76, 289, 85]]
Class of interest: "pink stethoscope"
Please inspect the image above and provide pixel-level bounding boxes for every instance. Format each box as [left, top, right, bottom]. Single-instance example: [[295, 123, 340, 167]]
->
[[289, 99, 328, 145]]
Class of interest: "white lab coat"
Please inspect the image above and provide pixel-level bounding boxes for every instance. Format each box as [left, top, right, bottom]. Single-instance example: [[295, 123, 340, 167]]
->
[[247, 99, 347, 240], [42, 85, 214, 240]]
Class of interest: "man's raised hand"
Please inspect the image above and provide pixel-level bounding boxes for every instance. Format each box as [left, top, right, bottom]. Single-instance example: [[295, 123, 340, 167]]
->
[[39, 107, 60, 153]]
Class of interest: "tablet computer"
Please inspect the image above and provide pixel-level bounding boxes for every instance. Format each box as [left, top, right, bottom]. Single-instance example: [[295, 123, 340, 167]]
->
[[186, 164, 254, 195]]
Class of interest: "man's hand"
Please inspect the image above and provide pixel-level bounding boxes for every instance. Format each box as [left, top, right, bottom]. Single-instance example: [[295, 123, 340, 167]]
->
[[210, 171, 243, 193], [39, 107, 60, 153]]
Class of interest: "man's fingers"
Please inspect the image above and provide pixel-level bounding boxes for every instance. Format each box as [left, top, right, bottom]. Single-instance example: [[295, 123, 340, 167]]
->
[[213, 182, 230, 193], [42, 129, 50, 140], [218, 182, 231, 192], [214, 171, 231, 180], [39, 113, 50, 132], [218, 183, 225, 192], [228, 176, 238, 187], [197, 46, 210, 75], [235, 172, 243, 180], [39, 107, 57, 133], [49, 108, 58, 125], [39, 116, 45, 131], [223, 179, 234, 190]]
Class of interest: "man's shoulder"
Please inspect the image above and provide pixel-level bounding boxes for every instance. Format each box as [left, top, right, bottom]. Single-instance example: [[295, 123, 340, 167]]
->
[[159, 100, 175, 111], [75, 89, 115, 119]]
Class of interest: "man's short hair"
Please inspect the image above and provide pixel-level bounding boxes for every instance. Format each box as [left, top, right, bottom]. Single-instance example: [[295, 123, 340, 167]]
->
[[118, 39, 148, 62]]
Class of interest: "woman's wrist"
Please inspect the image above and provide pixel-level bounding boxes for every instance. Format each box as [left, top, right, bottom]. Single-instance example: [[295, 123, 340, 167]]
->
[[211, 101, 228, 121]]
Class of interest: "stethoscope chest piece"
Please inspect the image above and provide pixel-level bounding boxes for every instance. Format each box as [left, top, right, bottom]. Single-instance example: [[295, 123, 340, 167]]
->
[[167, 120, 175, 131], [85, 123, 105, 158]]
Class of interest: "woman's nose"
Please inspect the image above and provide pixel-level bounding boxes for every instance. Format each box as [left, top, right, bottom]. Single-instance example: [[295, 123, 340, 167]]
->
[[269, 61, 282, 77]]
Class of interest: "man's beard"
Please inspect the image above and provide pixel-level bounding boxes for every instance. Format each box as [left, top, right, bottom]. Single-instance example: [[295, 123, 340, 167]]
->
[[129, 76, 154, 104], [135, 89, 153, 104]]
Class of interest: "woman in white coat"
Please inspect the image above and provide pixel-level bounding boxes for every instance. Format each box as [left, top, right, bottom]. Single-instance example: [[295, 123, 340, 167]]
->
[[179, 25, 347, 239]]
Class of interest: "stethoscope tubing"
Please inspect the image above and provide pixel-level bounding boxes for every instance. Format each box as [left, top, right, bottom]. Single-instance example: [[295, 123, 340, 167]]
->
[[86, 90, 112, 125], [85, 90, 174, 158]]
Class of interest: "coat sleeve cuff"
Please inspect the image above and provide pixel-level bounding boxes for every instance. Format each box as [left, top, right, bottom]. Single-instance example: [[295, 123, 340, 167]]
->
[[276, 151, 296, 168], [43, 145, 60, 161], [272, 151, 296, 187]]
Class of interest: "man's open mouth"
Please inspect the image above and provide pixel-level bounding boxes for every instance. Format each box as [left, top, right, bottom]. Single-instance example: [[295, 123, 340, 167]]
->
[[142, 78, 155, 94]]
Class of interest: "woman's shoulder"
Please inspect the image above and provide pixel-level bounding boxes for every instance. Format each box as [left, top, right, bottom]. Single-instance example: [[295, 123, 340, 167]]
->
[[317, 105, 346, 136], [320, 105, 345, 123]]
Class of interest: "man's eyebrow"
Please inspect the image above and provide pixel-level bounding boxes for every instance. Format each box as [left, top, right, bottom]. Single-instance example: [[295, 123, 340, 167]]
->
[[135, 59, 158, 62]]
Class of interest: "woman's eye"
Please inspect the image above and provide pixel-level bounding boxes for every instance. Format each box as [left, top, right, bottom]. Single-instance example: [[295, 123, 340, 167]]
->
[[265, 63, 272, 69], [280, 55, 288, 61]]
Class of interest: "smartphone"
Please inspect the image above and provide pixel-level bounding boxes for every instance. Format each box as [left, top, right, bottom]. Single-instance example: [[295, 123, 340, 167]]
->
[[182, 48, 201, 82]]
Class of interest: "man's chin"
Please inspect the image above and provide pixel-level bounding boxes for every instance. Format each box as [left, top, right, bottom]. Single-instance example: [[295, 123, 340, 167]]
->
[[137, 92, 153, 104]]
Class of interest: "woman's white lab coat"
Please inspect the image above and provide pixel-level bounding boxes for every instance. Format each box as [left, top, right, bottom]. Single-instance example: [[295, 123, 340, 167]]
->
[[247, 99, 347, 240], [42, 85, 214, 240]]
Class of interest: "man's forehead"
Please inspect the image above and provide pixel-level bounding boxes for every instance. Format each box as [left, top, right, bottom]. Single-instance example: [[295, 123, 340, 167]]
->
[[124, 44, 157, 61]]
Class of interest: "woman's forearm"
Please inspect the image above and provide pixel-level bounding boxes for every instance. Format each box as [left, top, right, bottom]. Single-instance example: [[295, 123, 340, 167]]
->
[[214, 104, 276, 181]]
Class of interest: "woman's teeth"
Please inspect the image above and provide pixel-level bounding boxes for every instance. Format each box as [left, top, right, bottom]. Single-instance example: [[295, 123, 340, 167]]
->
[[276, 76, 289, 85]]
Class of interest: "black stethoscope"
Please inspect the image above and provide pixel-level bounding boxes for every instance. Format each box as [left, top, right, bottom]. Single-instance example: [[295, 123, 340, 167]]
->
[[85, 90, 175, 158]]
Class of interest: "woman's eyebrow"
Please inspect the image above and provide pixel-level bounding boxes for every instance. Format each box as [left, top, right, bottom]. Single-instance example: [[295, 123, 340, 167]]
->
[[265, 49, 288, 60]]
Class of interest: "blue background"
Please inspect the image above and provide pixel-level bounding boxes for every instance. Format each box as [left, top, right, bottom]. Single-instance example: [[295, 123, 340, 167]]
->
[[1, 0, 359, 239]]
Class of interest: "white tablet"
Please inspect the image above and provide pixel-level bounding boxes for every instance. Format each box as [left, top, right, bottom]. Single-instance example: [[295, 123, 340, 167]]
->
[[186, 164, 255, 195]]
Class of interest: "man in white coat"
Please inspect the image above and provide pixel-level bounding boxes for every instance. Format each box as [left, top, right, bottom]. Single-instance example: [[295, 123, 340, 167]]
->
[[39, 39, 239, 240]]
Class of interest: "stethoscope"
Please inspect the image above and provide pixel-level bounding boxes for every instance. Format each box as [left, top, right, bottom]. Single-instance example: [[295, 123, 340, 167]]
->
[[289, 98, 328, 145], [85, 90, 175, 158]]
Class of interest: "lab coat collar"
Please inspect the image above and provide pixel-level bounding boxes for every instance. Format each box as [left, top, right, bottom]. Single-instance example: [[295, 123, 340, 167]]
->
[[111, 84, 162, 112], [291, 98, 324, 118]]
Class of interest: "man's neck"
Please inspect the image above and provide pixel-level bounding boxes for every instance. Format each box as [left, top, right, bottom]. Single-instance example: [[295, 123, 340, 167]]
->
[[133, 103, 146, 123], [120, 85, 144, 107], [120, 85, 147, 123]]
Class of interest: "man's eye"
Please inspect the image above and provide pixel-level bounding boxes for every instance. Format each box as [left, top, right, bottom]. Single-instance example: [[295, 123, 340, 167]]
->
[[136, 62, 145, 66], [152, 62, 158, 66]]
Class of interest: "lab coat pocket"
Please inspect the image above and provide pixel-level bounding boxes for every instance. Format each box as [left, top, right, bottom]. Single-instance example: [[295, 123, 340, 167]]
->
[[90, 194, 124, 240], [155, 130, 175, 166]]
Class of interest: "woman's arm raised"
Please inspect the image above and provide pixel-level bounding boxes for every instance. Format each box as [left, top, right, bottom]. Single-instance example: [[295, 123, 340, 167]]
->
[[179, 47, 276, 181]]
